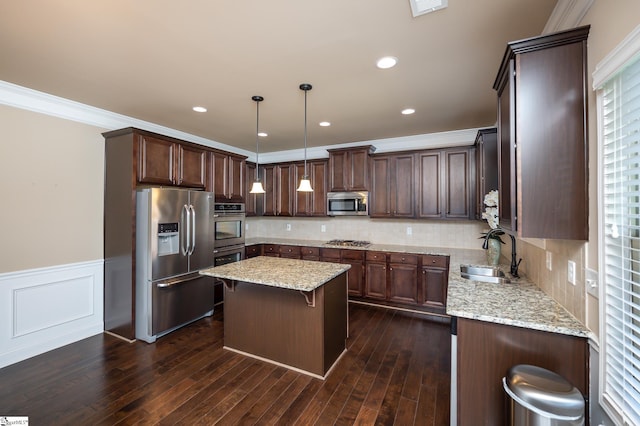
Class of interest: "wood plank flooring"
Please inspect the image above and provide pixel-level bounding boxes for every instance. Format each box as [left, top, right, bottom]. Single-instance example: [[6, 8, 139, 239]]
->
[[0, 303, 451, 425]]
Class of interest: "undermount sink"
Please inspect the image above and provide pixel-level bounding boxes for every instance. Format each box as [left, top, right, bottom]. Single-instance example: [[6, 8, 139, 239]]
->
[[460, 264, 510, 284]]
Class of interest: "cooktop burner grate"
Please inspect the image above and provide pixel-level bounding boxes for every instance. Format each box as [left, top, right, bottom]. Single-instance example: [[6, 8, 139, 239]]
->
[[326, 239, 371, 247]]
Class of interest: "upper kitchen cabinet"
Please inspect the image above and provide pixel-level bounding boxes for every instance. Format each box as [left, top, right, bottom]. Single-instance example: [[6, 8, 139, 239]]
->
[[294, 159, 328, 216], [416, 147, 475, 220], [370, 153, 415, 218], [474, 128, 498, 220], [328, 146, 374, 191], [210, 151, 246, 203], [262, 164, 293, 216], [245, 162, 258, 216], [494, 26, 589, 240], [138, 132, 207, 189]]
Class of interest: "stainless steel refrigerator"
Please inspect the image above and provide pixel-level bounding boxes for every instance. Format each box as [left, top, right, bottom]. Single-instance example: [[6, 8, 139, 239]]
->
[[135, 187, 215, 343]]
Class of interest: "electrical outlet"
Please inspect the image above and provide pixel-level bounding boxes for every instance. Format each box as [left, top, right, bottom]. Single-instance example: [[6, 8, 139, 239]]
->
[[568, 260, 576, 285], [406, 226, 412, 236], [245, 223, 249, 230], [286, 223, 291, 231], [546, 251, 552, 271], [321, 224, 326, 233]]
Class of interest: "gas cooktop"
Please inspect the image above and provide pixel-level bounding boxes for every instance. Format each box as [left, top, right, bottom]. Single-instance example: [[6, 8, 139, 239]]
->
[[325, 239, 371, 247]]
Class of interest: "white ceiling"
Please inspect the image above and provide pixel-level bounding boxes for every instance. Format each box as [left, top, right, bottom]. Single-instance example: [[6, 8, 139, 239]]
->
[[0, 1, 557, 154]]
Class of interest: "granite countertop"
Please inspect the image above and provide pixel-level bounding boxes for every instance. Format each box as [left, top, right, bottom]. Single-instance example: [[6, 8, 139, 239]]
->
[[244, 238, 591, 338], [200, 256, 351, 292]]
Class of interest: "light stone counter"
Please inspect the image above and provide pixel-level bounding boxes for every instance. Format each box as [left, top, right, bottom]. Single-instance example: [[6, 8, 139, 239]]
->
[[244, 239, 590, 338], [200, 256, 350, 292]]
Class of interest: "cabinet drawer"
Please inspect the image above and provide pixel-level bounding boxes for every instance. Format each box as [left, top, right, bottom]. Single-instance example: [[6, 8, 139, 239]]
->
[[389, 253, 418, 265], [263, 244, 279, 254], [245, 245, 261, 257], [366, 251, 387, 262], [279, 245, 301, 256], [300, 246, 320, 257], [320, 248, 341, 261], [342, 249, 365, 261], [421, 255, 449, 269]]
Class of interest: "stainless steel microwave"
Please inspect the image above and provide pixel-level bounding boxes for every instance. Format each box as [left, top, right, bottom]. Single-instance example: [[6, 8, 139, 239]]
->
[[327, 191, 369, 216]]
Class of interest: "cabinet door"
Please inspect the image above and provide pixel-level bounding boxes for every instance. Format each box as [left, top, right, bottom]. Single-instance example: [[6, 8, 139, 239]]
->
[[277, 164, 293, 216], [393, 154, 415, 217], [420, 267, 448, 309], [445, 149, 473, 219], [349, 148, 369, 191], [346, 260, 364, 297], [475, 129, 498, 220], [261, 165, 277, 216], [245, 162, 258, 216], [329, 150, 348, 191], [389, 263, 418, 304], [138, 135, 175, 185], [309, 160, 328, 216], [227, 155, 245, 202], [365, 262, 387, 300], [417, 152, 442, 218], [497, 61, 515, 230], [212, 153, 230, 200], [177, 144, 207, 188], [370, 156, 392, 217]]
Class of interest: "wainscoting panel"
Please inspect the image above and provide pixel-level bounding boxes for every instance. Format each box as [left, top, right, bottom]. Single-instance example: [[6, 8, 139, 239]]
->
[[0, 260, 104, 368]]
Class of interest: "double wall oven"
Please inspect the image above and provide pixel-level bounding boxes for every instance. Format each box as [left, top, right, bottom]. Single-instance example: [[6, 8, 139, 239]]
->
[[212, 202, 246, 305]]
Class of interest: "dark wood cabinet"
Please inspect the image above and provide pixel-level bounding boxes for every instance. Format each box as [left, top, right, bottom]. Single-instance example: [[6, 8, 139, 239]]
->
[[456, 318, 588, 425], [365, 251, 387, 299], [417, 148, 474, 220], [494, 26, 589, 239], [419, 255, 449, 311], [294, 160, 328, 216], [388, 253, 418, 304], [475, 128, 498, 220], [370, 154, 415, 218], [262, 164, 293, 216], [262, 244, 280, 257], [244, 162, 258, 216], [327, 146, 373, 192], [211, 152, 246, 202], [138, 134, 207, 189], [321, 248, 365, 297], [245, 244, 262, 258], [300, 246, 320, 261], [279, 245, 301, 259]]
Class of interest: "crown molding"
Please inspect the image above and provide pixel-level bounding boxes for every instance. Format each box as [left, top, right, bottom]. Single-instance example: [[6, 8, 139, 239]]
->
[[592, 24, 640, 89], [1, 80, 482, 164], [542, 0, 594, 34]]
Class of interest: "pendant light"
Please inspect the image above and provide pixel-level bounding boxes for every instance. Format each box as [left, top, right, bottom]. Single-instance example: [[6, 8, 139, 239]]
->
[[297, 83, 314, 192], [249, 95, 266, 194]]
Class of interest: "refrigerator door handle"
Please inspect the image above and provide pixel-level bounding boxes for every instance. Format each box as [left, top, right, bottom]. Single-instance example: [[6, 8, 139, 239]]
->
[[156, 273, 203, 288], [181, 204, 190, 255], [189, 204, 196, 256]]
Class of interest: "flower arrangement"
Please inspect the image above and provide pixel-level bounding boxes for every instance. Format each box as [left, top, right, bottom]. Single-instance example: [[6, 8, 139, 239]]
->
[[480, 190, 504, 242]]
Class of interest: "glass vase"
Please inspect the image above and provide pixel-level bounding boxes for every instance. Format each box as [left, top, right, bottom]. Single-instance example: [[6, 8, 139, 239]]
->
[[486, 238, 501, 266]]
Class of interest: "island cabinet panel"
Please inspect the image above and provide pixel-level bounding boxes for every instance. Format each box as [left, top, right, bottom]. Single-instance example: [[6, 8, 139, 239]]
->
[[456, 318, 588, 426], [494, 26, 589, 239], [211, 152, 246, 202], [294, 160, 328, 216], [365, 251, 387, 300], [388, 253, 418, 304], [369, 154, 415, 218], [223, 273, 348, 378], [328, 146, 373, 191]]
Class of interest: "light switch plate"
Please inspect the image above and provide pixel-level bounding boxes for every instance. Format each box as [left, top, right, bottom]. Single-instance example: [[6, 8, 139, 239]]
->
[[546, 251, 552, 271], [406, 226, 412, 236], [568, 260, 576, 285], [586, 268, 598, 298], [286, 223, 291, 231], [321, 224, 326, 233]]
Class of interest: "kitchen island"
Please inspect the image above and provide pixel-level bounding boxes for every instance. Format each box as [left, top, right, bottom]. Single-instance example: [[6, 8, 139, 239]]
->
[[200, 256, 350, 379]]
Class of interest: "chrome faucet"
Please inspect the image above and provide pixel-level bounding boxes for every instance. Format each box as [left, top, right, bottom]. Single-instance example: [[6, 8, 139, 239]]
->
[[482, 228, 522, 278]]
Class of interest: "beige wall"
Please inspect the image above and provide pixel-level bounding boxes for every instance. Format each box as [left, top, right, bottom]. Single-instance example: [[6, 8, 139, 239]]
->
[[510, 1, 640, 338], [0, 105, 105, 273]]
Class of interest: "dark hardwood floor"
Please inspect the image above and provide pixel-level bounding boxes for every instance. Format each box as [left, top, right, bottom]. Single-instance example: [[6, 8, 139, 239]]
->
[[0, 303, 451, 425]]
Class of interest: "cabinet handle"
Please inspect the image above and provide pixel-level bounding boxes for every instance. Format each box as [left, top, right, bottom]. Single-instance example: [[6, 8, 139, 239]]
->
[[389, 267, 392, 271], [401, 257, 405, 261], [432, 260, 436, 263]]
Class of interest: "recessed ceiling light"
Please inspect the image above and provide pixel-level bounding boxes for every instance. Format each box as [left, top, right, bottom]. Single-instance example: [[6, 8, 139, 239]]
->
[[402, 108, 416, 115], [319, 121, 331, 127], [192, 106, 207, 112], [376, 56, 398, 69], [258, 132, 268, 137]]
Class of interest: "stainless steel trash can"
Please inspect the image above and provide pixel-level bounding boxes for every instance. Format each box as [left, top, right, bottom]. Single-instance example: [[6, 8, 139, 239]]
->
[[503, 364, 584, 426]]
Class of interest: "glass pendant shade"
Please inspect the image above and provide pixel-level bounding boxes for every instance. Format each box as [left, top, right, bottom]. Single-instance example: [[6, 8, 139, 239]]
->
[[250, 181, 265, 194], [297, 177, 313, 192], [297, 83, 314, 192]]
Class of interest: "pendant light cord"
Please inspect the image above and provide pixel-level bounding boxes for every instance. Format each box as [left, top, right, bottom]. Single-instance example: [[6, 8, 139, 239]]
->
[[252, 95, 263, 181], [303, 88, 308, 177]]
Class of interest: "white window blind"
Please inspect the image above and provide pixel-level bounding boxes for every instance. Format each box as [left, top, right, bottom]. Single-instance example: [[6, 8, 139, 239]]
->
[[601, 52, 640, 426]]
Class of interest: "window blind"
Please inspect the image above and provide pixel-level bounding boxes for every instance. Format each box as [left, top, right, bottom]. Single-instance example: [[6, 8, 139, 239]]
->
[[601, 52, 640, 426]]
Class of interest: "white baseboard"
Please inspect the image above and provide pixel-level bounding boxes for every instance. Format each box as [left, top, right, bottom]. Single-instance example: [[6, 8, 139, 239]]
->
[[0, 260, 104, 369]]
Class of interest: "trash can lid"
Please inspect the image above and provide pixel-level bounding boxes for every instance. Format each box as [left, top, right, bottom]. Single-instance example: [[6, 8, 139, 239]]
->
[[503, 364, 584, 419]]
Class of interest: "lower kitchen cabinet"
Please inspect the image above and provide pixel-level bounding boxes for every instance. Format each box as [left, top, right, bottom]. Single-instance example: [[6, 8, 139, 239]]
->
[[262, 244, 280, 257], [388, 253, 418, 304], [321, 248, 365, 297], [419, 255, 450, 311], [279, 245, 301, 258], [455, 317, 588, 425], [365, 251, 387, 299], [245, 244, 262, 258], [300, 246, 320, 261]]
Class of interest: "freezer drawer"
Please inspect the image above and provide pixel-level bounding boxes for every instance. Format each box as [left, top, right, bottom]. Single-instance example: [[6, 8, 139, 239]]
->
[[151, 273, 215, 336]]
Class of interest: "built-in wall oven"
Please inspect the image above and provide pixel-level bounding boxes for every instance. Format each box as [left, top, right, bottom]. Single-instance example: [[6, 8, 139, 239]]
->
[[213, 202, 245, 248]]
